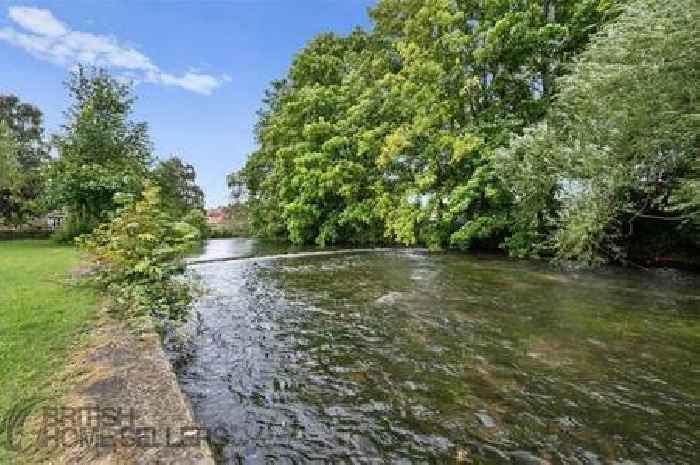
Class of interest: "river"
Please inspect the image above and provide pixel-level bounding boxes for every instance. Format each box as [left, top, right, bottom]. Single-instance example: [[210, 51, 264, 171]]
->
[[169, 238, 700, 464]]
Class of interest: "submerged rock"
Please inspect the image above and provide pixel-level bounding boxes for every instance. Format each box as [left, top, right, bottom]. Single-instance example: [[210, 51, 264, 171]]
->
[[482, 444, 510, 463], [475, 410, 497, 428], [375, 291, 405, 305], [509, 450, 550, 465], [576, 450, 603, 465]]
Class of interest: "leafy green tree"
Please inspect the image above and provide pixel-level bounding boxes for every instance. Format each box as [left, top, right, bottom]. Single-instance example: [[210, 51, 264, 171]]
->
[[151, 156, 207, 236], [44, 66, 152, 238], [0, 95, 48, 226], [0, 123, 19, 190], [226, 170, 247, 204], [0, 95, 47, 169], [498, 0, 699, 263], [152, 156, 205, 214], [0, 122, 26, 226], [0, 123, 20, 206], [243, 31, 392, 245]]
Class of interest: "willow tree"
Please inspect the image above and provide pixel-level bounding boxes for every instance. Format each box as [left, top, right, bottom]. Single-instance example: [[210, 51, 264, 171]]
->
[[498, 0, 699, 263]]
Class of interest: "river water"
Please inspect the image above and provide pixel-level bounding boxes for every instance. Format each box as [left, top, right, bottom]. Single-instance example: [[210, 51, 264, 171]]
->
[[170, 239, 700, 465]]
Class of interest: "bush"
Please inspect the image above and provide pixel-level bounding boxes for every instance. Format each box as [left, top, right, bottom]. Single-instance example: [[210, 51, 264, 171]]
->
[[78, 183, 200, 322], [51, 212, 97, 243], [183, 208, 208, 238]]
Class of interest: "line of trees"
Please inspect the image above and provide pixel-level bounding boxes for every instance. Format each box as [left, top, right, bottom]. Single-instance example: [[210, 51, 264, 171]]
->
[[1, 66, 207, 240], [235, 0, 698, 265], [1, 66, 208, 322]]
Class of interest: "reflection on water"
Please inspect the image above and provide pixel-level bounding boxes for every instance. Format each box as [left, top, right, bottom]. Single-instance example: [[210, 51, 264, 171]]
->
[[171, 240, 700, 465]]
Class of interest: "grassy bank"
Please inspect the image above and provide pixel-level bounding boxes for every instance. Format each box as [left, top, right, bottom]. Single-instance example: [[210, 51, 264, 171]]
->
[[0, 240, 98, 419]]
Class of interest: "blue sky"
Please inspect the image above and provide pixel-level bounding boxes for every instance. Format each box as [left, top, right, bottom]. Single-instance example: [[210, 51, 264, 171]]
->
[[0, 0, 375, 207]]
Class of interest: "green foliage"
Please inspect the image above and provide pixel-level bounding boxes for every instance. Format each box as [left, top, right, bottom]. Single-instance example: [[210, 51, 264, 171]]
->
[[498, 0, 699, 264], [0, 95, 48, 170], [0, 95, 48, 226], [152, 156, 205, 214], [0, 123, 19, 191], [669, 158, 700, 244], [152, 156, 207, 237], [0, 121, 31, 228], [183, 208, 209, 238], [495, 122, 561, 257], [44, 66, 152, 239], [240, 31, 390, 246], [50, 213, 99, 244], [239, 0, 618, 250], [78, 183, 200, 322]]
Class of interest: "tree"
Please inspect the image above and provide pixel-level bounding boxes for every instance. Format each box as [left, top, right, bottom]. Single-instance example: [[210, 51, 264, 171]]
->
[[0, 123, 19, 192], [498, 0, 699, 264], [239, 0, 618, 249], [0, 95, 48, 226], [0, 95, 47, 170], [369, 0, 620, 248], [152, 157, 205, 214], [0, 123, 21, 225], [242, 31, 393, 245], [44, 66, 152, 238], [151, 156, 207, 237], [226, 170, 247, 205]]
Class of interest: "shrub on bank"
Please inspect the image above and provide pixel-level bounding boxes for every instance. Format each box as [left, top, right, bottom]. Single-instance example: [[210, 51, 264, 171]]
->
[[78, 183, 200, 323]]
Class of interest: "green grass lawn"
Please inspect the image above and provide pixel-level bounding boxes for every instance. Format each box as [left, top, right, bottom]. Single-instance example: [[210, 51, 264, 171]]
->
[[0, 240, 98, 419]]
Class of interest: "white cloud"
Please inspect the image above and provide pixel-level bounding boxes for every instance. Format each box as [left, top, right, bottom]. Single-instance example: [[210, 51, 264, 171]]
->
[[158, 72, 231, 95], [0, 6, 228, 95], [9, 6, 67, 37]]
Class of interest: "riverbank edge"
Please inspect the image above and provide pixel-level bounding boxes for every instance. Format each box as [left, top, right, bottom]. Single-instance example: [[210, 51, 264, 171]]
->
[[19, 310, 216, 465]]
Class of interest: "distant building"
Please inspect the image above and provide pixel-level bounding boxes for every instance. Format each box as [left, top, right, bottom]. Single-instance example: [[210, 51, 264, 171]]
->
[[206, 207, 228, 226], [46, 211, 66, 231], [0, 210, 65, 231]]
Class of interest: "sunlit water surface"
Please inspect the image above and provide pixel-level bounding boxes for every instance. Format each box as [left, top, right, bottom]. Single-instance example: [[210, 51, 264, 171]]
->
[[169, 239, 700, 465]]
